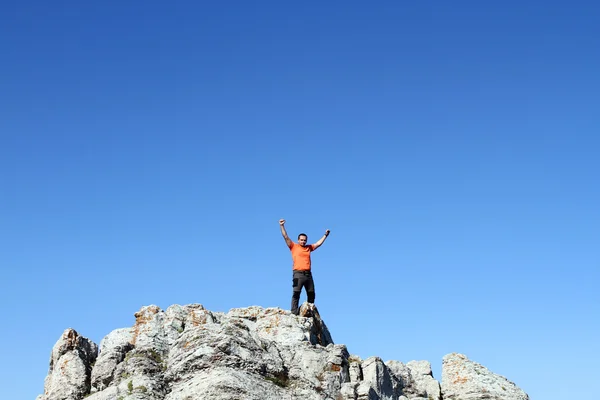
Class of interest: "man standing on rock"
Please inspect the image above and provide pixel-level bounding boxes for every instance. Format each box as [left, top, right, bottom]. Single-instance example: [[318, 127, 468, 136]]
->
[[279, 219, 330, 315]]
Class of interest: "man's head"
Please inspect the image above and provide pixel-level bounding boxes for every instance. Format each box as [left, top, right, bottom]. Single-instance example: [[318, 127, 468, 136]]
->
[[297, 233, 308, 246]]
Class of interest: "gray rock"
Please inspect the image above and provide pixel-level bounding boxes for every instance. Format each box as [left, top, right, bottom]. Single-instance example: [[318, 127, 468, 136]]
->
[[165, 367, 291, 400], [407, 360, 441, 400], [298, 302, 334, 345], [37, 304, 529, 400], [348, 355, 363, 382], [441, 353, 529, 400], [387, 359, 425, 398], [91, 328, 134, 391], [38, 328, 98, 400]]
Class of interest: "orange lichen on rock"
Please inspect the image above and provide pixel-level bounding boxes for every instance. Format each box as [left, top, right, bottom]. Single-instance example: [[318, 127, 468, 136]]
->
[[131, 306, 160, 345], [452, 375, 468, 384], [191, 311, 208, 326], [60, 358, 70, 375]]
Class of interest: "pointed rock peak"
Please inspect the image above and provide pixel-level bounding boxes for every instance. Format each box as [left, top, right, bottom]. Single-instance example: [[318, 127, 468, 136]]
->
[[133, 304, 161, 322], [299, 302, 319, 318], [298, 302, 334, 346], [131, 304, 163, 346], [442, 353, 529, 400], [50, 328, 81, 364], [39, 329, 98, 400], [50, 328, 98, 370], [64, 328, 79, 345]]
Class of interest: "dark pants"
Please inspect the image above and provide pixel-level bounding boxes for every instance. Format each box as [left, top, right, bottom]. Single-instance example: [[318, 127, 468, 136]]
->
[[291, 270, 315, 315]]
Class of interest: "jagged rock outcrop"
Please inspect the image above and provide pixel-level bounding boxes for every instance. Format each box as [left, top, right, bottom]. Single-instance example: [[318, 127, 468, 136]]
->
[[441, 353, 529, 400], [37, 303, 528, 400], [38, 328, 98, 400]]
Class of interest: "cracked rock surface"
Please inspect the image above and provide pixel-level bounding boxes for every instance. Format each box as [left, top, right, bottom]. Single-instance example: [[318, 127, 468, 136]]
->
[[37, 303, 528, 400]]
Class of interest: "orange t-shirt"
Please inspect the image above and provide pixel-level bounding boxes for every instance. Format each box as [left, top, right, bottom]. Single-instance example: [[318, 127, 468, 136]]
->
[[290, 242, 315, 271]]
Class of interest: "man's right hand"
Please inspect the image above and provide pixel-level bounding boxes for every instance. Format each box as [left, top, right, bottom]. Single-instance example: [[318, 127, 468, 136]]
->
[[279, 219, 286, 226]]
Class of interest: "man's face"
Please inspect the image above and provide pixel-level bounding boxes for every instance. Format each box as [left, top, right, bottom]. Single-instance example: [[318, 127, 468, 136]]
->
[[298, 235, 307, 246]]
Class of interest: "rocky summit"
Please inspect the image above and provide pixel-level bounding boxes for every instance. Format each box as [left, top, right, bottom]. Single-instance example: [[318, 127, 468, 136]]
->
[[37, 303, 529, 400]]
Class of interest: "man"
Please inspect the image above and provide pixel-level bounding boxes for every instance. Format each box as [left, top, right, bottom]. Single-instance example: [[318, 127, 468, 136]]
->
[[279, 219, 330, 315]]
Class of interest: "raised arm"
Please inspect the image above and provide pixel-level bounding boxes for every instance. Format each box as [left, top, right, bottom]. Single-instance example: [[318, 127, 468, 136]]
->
[[312, 229, 330, 250], [279, 219, 293, 248]]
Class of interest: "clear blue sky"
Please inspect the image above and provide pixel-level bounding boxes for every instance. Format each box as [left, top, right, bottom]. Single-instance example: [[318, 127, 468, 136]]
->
[[1, 1, 598, 399]]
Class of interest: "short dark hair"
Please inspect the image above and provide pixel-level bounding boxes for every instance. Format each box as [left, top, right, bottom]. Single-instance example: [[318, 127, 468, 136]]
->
[[298, 233, 307, 239]]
